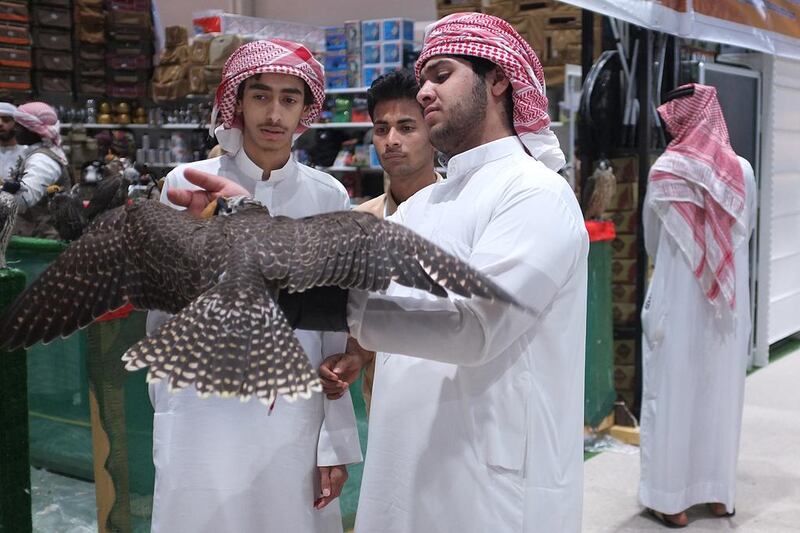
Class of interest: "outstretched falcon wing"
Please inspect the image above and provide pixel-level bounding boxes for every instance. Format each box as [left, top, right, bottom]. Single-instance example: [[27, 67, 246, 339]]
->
[[0, 201, 215, 349], [253, 210, 519, 306]]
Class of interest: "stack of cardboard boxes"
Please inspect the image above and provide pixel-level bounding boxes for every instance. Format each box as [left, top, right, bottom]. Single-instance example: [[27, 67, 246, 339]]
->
[[324, 25, 349, 90], [606, 156, 639, 409], [31, 0, 73, 100], [74, 0, 106, 97], [322, 18, 415, 89], [362, 18, 414, 87], [105, 0, 154, 99], [0, 0, 32, 98], [438, 0, 601, 86]]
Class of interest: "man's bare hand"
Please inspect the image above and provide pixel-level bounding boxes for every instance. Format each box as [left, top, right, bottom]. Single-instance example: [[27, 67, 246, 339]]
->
[[319, 337, 375, 399], [314, 465, 348, 510], [318, 352, 363, 399], [166, 167, 250, 217]]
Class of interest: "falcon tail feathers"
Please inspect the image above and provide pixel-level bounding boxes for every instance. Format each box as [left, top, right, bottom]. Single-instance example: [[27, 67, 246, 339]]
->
[[122, 278, 320, 406]]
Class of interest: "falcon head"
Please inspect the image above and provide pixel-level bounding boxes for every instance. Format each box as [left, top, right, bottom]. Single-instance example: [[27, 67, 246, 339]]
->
[[215, 196, 262, 217]]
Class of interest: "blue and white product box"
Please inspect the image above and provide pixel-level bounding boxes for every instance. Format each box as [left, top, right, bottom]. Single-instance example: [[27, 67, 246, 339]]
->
[[324, 50, 348, 71], [325, 26, 346, 51], [362, 20, 381, 42], [369, 144, 380, 168], [345, 20, 361, 54], [363, 66, 383, 87], [382, 18, 414, 41], [326, 71, 349, 89], [347, 55, 362, 88], [362, 43, 381, 65], [382, 41, 412, 64]]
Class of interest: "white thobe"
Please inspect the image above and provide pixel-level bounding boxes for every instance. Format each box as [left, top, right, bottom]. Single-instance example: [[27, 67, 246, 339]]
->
[[0, 143, 25, 180], [11, 143, 61, 212], [348, 136, 589, 533], [147, 150, 362, 533], [639, 157, 757, 515]]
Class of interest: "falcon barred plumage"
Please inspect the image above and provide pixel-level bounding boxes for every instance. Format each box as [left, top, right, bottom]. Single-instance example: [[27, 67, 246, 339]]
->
[[47, 184, 87, 242], [0, 198, 520, 406]]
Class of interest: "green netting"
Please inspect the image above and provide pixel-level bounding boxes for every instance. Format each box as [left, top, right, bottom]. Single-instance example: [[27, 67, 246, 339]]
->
[[584, 239, 616, 427], [7, 237, 94, 480], [1, 268, 32, 533]]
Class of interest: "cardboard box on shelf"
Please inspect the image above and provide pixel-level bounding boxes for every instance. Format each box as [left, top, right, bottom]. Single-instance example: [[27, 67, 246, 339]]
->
[[611, 234, 638, 259], [437, 0, 482, 17], [609, 209, 638, 234], [362, 42, 380, 64], [363, 65, 382, 86], [382, 18, 414, 41], [345, 20, 360, 54], [325, 26, 346, 51], [614, 339, 636, 365], [611, 258, 637, 284], [361, 20, 380, 42], [382, 41, 412, 64], [612, 302, 638, 325], [611, 283, 637, 304], [614, 364, 636, 392]]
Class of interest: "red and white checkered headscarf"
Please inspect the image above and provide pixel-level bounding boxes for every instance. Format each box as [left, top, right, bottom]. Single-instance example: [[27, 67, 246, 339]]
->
[[649, 84, 747, 312], [210, 39, 325, 153], [14, 102, 67, 165], [416, 12, 565, 171]]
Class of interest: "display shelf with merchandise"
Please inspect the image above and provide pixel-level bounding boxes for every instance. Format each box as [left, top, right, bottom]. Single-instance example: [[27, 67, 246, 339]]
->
[[60, 123, 207, 130], [310, 122, 373, 129]]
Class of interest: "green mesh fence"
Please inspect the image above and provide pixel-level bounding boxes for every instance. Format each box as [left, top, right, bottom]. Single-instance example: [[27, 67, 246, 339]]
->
[[6, 237, 154, 532], [1, 267, 32, 533], [584, 237, 616, 427], [7, 237, 94, 480]]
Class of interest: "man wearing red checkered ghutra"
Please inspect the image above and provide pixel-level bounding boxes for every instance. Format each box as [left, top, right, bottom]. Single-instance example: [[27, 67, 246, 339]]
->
[[146, 40, 361, 533], [321, 13, 588, 533], [639, 84, 757, 527]]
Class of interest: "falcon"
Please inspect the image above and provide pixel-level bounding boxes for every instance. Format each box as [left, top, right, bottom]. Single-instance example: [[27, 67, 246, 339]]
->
[[0, 197, 520, 405], [46, 184, 87, 242]]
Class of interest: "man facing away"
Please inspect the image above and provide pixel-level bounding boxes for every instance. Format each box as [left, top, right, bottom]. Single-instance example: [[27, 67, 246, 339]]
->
[[145, 39, 362, 533], [324, 69, 443, 412], [639, 84, 757, 528]]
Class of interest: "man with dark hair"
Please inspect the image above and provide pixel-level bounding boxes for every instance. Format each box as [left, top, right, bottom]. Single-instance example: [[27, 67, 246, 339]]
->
[[146, 39, 361, 533], [321, 70, 442, 411]]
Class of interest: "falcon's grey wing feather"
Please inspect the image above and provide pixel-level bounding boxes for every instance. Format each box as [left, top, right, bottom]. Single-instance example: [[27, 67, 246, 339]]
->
[[259, 211, 518, 305], [0, 206, 131, 349], [0, 201, 221, 350]]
